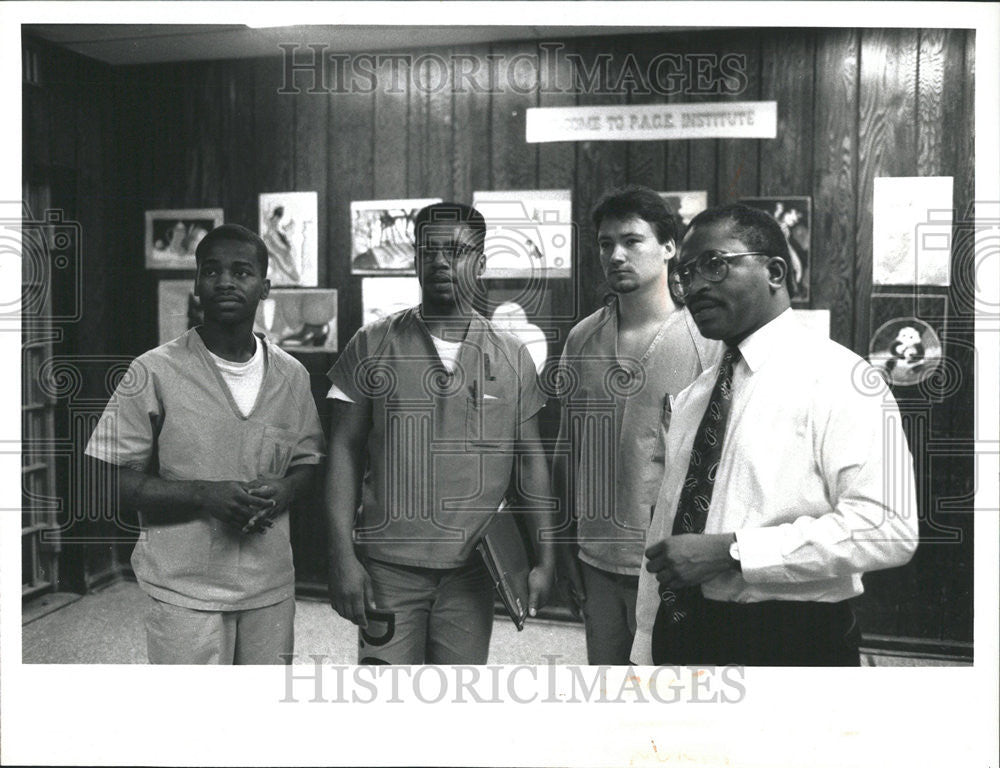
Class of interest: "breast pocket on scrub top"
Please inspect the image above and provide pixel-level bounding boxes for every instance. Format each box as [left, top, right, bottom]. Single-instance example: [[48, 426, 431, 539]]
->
[[465, 396, 512, 449], [258, 425, 299, 479]]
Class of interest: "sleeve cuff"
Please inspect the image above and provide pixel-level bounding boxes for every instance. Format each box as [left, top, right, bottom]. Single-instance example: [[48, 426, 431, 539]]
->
[[630, 629, 654, 666], [734, 527, 791, 584]]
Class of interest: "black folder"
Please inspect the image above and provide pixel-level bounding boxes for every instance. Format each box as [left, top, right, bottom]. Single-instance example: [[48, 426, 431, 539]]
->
[[476, 503, 531, 631]]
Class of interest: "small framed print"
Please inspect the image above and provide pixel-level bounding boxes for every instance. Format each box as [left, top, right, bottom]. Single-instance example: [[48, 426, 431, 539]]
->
[[740, 196, 812, 303], [253, 289, 338, 354], [145, 208, 223, 270], [350, 198, 442, 275]]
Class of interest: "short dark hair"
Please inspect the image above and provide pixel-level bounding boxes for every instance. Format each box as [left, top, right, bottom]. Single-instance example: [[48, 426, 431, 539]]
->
[[684, 204, 795, 296], [195, 224, 269, 276], [591, 185, 678, 245], [413, 202, 486, 249]]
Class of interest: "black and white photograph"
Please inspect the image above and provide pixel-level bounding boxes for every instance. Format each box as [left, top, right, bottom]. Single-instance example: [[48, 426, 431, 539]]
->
[[350, 198, 442, 274], [740, 196, 812, 303], [144, 208, 223, 270], [472, 189, 573, 278], [659, 190, 708, 227], [4, 4, 998, 768], [259, 191, 319, 286], [254, 289, 339, 353]]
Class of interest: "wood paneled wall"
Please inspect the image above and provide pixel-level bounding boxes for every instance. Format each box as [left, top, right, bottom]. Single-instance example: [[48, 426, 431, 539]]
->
[[25, 27, 976, 648]]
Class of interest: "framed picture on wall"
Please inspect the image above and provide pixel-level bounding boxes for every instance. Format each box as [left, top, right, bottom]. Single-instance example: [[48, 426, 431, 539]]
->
[[350, 198, 442, 275], [868, 292, 947, 388], [157, 279, 201, 344], [740, 196, 812, 304], [472, 189, 573, 279], [658, 190, 708, 227], [361, 277, 421, 326], [253, 289, 338, 353], [145, 208, 223, 270], [258, 191, 319, 287]]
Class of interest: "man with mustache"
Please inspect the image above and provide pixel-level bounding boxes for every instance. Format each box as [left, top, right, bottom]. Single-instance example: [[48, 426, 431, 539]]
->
[[554, 186, 722, 664], [324, 202, 554, 664], [632, 204, 919, 666], [85, 224, 325, 663]]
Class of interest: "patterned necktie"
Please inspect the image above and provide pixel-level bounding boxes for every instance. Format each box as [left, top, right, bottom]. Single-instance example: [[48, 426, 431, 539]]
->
[[655, 344, 741, 627]]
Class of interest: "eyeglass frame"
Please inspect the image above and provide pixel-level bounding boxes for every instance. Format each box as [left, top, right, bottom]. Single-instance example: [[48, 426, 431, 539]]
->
[[669, 249, 775, 297], [416, 242, 483, 265]]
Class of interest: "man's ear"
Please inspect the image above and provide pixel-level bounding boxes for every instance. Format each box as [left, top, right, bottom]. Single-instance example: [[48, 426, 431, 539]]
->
[[766, 256, 787, 290], [261, 278, 271, 300], [662, 239, 676, 263]]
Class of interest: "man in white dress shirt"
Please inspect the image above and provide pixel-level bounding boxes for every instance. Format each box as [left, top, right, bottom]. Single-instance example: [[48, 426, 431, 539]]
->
[[632, 204, 919, 666]]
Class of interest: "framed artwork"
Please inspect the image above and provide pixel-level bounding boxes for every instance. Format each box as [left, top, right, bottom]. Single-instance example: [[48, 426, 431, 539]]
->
[[258, 191, 318, 287], [350, 198, 442, 275], [157, 279, 201, 344], [145, 208, 223, 270], [253, 289, 338, 353], [361, 277, 420, 326], [873, 176, 953, 286], [659, 190, 708, 227], [472, 189, 573, 278], [868, 293, 947, 387], [740, 196, 812, 303]]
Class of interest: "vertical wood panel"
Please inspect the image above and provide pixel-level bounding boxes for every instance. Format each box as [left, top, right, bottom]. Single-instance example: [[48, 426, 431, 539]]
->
[[716, 29, 761, 203], [684, 53, 718, 205], [452, 44, 492, 202], [373, 54, 409, 199], [537, 40, 578, 341], [490, 41, 538, 190], [812, 30, 858, 349], [294, 72, 330, 285], [197, 61, 224, 207], [855, 28, 919, 354], [425, 48, 455, 200], [221, 59, 257, 229], [760, 30, 815, 196], [573, 37, 628, 314], [958, 32, 975, 221], [916, 29, 963, 177], [328, 58, 374, 351], [625, 34, 667, 190], [662, 32, 691, 193], [254, 57, 295, 197], [406, 52, 429, 197], [149, 64, 186, 209]]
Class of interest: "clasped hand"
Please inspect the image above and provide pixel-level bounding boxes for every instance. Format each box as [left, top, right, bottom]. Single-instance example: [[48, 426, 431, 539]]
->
[[199, 477, 294, 535], [644, 533, 735, 590]]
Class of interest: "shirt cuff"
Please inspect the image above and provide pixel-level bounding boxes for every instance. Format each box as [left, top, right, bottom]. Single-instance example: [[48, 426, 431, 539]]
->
[[734, 527, 790, 584], [630, 628, 654, 666]]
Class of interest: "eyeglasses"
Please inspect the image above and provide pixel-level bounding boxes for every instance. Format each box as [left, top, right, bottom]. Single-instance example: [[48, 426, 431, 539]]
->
[[418, 244, 481, 264], [669, 250, 770, 298]]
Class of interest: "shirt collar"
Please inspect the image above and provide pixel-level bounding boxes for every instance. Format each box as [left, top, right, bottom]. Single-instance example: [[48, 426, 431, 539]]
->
[[736, 307, 796, 373]]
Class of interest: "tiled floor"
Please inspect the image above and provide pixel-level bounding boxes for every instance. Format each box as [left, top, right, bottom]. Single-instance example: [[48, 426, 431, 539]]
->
[[21, 580, 588, 665], [22, 580, 969, 666]]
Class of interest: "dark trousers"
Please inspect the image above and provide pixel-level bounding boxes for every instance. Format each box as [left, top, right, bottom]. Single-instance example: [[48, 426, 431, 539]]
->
[[651, 593, 862, 667]]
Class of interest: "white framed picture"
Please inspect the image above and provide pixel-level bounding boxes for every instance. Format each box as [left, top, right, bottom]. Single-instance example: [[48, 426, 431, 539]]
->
[[258, 191, 319, 287], [351, 198, 442, 275], [145, 208, 223, 270], [472, 189, 573, 279]]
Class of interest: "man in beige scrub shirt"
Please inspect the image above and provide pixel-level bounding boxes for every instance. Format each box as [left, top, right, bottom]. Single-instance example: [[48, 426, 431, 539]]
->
[[86, 225, 324, 664]]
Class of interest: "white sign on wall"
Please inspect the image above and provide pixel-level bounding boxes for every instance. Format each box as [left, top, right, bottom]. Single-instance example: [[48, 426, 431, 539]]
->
[[525, 101, 777, 143]]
